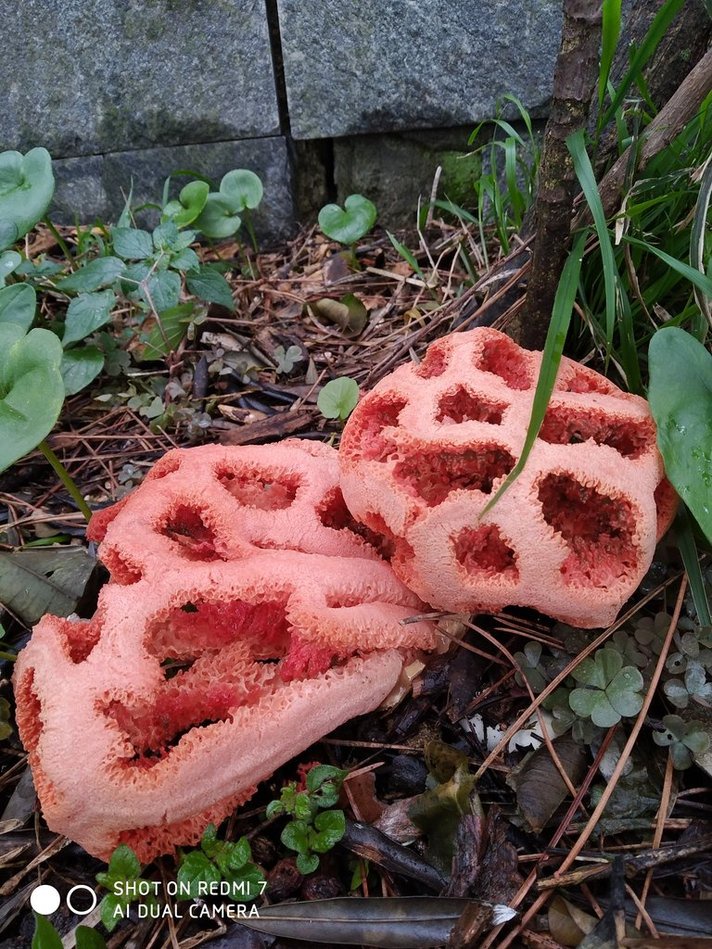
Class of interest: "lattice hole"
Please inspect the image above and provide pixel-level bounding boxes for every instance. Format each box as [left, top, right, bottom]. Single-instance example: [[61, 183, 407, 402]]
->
[[159, 505, 220, 560], [562, 368, 617, 395], [351, 394, 407, 462], [436, 387, 507, 425], [393, 446, 515, 506], [476, 335, 533, 389], [453, 525, 518, 579], [538, 473, 638, 587], [414, 342, 450, 379], [216, 466, 300, 510], [538, 405, 654, 458]]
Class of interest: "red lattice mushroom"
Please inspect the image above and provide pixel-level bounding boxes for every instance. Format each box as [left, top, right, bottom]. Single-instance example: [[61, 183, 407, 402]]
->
[[340, 328, 677, 628], [14, 442, 436, 861]]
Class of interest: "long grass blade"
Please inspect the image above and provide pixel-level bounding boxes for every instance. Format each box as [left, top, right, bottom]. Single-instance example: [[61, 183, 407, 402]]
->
[[625, 236, 712, 299], [677, 507, 711, 626], [480, 231, 587, 517], [690, 150, 712, 332], [598, 0, 622, 119], [600, 0, 685, 130], [567, 128, 619, 355]]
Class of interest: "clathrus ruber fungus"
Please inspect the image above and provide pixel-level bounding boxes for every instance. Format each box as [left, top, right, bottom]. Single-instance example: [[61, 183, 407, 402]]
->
[[14, 441, 436, 861], [340, 328, 677, 628]]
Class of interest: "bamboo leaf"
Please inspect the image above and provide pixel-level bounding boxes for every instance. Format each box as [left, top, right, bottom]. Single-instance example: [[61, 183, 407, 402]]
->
[[238, 897, 516, 947]]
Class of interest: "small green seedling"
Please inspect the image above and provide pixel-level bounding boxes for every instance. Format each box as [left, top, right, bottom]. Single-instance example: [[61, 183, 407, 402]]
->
[[96, 844, 158, 933], [266, 764, 348, 874], [194, 169, 263, 243], [317, 376, 359, 422], [318, 194, 377, 247], [176, 823, 264, 900], [653, 714, 710, 769], [274, 344, 303, 374], [569, 647, 645, 728]]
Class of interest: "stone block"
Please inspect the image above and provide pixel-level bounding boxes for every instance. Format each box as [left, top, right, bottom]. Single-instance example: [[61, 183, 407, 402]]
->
[[2, 0, 279, 157], [276, 0, 562, 139], [52, 139, 296, 243]]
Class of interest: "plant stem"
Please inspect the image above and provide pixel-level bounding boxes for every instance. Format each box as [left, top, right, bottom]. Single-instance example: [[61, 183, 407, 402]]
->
[[38, 440, 92, 522]]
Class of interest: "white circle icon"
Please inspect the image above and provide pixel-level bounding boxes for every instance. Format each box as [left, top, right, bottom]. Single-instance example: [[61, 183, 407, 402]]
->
[[30, 884, 61, 916], [66, 884, 98, 916]]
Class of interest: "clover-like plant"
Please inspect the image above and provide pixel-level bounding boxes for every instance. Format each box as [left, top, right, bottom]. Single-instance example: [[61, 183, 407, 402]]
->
[[318, 194, 377, 247], [317, 376, 359, 422], [653, 714, 710, 769], [0, 147, 54, 250], [266, 764, 348, 874], [177, 823, 264, 901], [569, 647, 645, 728]]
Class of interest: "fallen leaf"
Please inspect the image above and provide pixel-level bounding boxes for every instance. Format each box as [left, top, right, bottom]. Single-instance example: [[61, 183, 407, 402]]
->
[[508, 735, 586, 834], [0, 547, 97, 626]]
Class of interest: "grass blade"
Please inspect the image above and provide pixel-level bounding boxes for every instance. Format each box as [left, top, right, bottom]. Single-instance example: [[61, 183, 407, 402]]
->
[[625, 235, 712, 299], [386, 231, 425, 282], [567, 128, 619, 355], [676, 507, 711, 625], [600, 0, 685, 130], [690, 150, 712, 333], [480, 231, 587, 517], [598, 0, 622, 118]]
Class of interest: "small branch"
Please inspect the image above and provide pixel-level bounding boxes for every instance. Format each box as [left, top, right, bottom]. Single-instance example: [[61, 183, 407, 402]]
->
[[38, 440, 92, 523]]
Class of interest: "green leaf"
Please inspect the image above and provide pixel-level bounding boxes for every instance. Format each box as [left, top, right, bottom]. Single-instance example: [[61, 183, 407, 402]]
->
[[0, 283, 36, 331], [99, 893, 124, 933], [0, 547, 96, 625], [281, 819, 310, 854], [163, 180, 210, 228], [136, 302, 195, 362], [169, 246, 200, 273], [111, 227, 153, 261], [589, 693, 621, 728], [56, 257, 125, 293], [220, 169, 263, 211], [194, 193, 242, 239], [317, 376, 359, 421], [186, 266, 235, 310], [0, 148, 54, 250], [386, 231, 425, 280], [598, 0, 622, 116], [0, 326, 64, 473], [61, 346, 104, 395], [480, 232, 587, 516], [32, 913, 63, 949], [0, 249, 22, 286], [213, 837, 251, 875], [569, 688, 600, 718], [318, 194, 377, 246], [177, 850, 220, 900], [142, 270, 181, 314], [106, 843, 141, 882], [75, 926, 107, 949], [296, 852, 320, 875], [266, 800, 285, 819], [572, 655, 606, 690], [598, 648, 624, 683], [648, 328, 712, 545], [311, 809, 346, 851], [63, 290, 116, 346]]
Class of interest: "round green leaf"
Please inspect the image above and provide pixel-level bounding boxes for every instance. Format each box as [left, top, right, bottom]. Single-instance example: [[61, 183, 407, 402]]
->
[[670, 743, 693, 770], [0, 283, 36, 331], [683, 728, 710, 756], [317, 376, 360, 421], [663, 679, 689, 709], [0, 327, 64, 473], [296, 852, 319, 875], [194, 193, 242, 239], [0, 250, 21, 285], [220, 170, 263, 211], [61, 346, 104, 395], [281, 819, 310, 854], [589, 693, 622, 728], [648, 327, 712, 544], [164, 180, 210, 228], [0, 147, 54, 249], [572, 655, 606, 689], [569, 687, 599, 718], [598, 648, 624, 683], [318, 194, 377, 246]]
